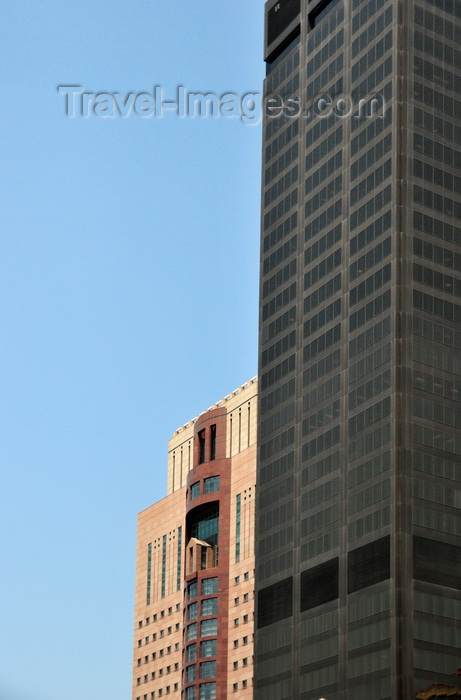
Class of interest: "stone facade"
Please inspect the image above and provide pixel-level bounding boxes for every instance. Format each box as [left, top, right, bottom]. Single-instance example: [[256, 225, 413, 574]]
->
[[133, 379, 257, 700]]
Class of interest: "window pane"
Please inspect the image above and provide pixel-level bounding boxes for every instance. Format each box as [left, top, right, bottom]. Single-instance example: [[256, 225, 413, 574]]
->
[[199, 682, 216, 700], [187, 623, 197, 641], [200, 661, 216, 679], [188, 582, 198, 600], [190, 505, 219, 542], [188, 602, 198, 620], [201, 577, 218, 595], [204, 476, 220, 493], [200, 639, 217, 658], [201, 619, 218, 637], [201, 598, 218, 616]]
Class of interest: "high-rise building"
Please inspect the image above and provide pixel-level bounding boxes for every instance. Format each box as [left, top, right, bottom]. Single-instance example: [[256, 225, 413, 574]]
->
[[132, 379, 257, 700], [256, 1, 461, 698]]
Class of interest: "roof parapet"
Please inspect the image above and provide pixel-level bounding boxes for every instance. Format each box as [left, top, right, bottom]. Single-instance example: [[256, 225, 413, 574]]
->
[[171, 377, 258, 437]]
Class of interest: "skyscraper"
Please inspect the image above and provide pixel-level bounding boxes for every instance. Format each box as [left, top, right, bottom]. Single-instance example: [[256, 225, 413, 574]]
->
[[256, 1, 461, 699], [132, 379, 257, 700]]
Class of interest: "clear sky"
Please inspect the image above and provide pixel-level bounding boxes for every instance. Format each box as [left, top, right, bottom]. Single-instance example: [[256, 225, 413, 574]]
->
[[1, 2, 264, 699]]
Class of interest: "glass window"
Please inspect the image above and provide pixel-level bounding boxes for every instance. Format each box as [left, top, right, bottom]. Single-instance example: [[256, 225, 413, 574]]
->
[[210, 424, 216, 460], [200, 639, 217, 658], [191, 482, 200, 499], [199, 682, 216, 700], [200, 661, 216, 679], [190, 505, 219, 542], [188, 581, 198, 600], [201, 577, 218, 595], [188, 602, 198, 620], [201, 598, 218, 616], [187, 623, 197, 641], [187, 665, 196, 682], [201, 546, 208, 570], [199, 430, 206, 464], [204, 476, 220, 494], [201, 619, 218, 637], [186, 686, 196, 700], [187, 644, 197, 661]]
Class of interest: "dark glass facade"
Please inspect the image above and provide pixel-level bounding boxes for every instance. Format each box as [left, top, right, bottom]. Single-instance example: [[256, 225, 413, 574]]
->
[[256, 0, 461, 698]]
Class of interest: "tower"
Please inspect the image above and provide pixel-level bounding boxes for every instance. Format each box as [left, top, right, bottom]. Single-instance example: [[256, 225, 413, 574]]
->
[[255, 1, 461, 698], [132, 380, 257, 700]]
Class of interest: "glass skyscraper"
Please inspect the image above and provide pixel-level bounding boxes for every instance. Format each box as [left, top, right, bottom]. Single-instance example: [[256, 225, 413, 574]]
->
[[255, 0, 461, 698]]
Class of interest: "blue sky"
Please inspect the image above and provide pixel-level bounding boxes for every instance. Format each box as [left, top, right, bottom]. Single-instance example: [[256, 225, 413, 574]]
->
[[1, 2, 264, 698]]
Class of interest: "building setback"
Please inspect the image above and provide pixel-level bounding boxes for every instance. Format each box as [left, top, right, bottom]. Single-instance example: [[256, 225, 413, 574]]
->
[[132, 379, 257, 700], [255, 1, 461, 699]]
